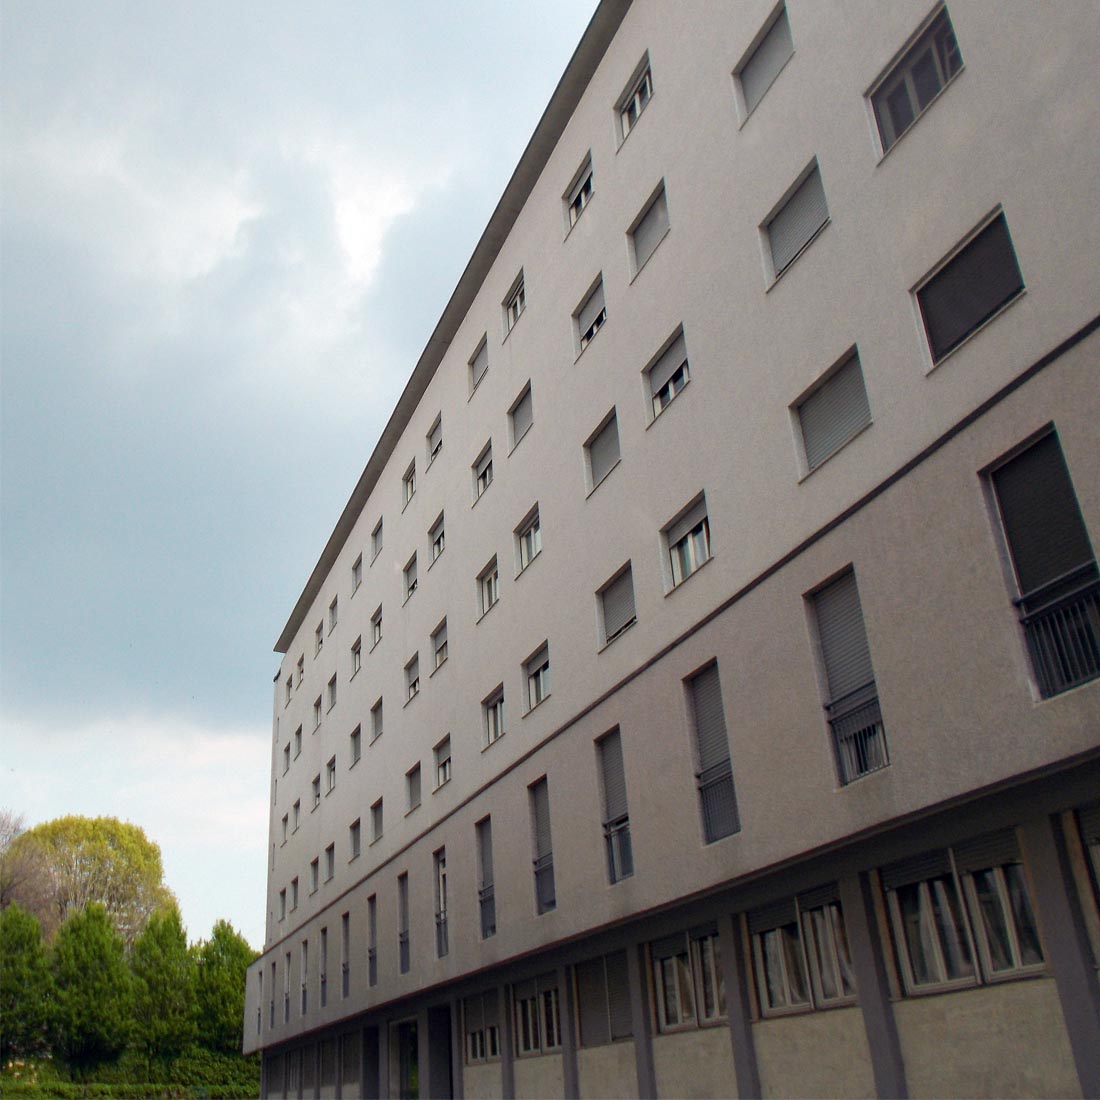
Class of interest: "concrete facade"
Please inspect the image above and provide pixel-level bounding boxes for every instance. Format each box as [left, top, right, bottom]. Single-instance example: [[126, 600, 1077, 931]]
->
[[246, 2, 1100, 1096]]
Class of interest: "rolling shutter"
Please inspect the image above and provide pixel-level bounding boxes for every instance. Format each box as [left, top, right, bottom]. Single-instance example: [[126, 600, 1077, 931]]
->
[[799, 353, 871, 470], [598, 729, 629, 823], [578, 281, 606, 335], [589, 414, 621, 485], [633, 188, 669, 269], [649, 332, 688, 395], [740, 6, 793, 114], [602, 568, 636, 643], [769, 164, 828, 276], [690, 663, 730, 772], [813, 570, 875, 703]]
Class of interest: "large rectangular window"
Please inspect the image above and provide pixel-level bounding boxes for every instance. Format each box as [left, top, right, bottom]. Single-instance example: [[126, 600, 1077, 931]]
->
[[651, 926, 724, 1032], [688, 664, 739, 842], [514, 974, 561, 1055], [464, 991, 501, 1064], [575, 951, 632, 1047], [990, 432, 1099, 696], [397, 873, 410, 975], [530, 779, 555, 914], [476, 817, 496, 939], [434, 849, 449, 958], [597, 729, 633, 883]]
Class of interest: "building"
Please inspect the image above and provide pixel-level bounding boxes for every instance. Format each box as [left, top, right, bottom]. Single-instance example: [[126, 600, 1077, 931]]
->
[[243, 2, 1100, 1096]]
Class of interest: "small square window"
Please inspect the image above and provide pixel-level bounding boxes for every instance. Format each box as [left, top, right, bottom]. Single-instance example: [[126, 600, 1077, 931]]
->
[[666, 498, 711, 587], [765, 161, 829, 280], [371, 798, 383, 842], [629, 183, 669, 276], [350, 725, 362, 766], [473, 442, 494, 501], [432, 618, 448, 670], [564, 153, 593, 229], [329, 596, 338, 633], [434, 736, 452, 788], [351, 636, 362, 676], [586, 412, 620, 491], [371, 605, 382, 648], [479, 557, 500, 617], [370, 698, 384, 741], [352, 554, 363, 592], [871, 7, 962, 153], [516, 507, 542, 573], [504, 271, 526, 335], [735, 4, 794, 120], [525, 643, 550, 712], [483, 687, 505, 747], [575, 277, 606, 354], [404, 553, 418, 600], [617, 56, 653, 140], [647, 329, 690, 420], [469, 337, 489, 394], [326, 755, 336, 794], [371, 518, 384, 561], [327, 674, 337, 711], [599, 564, 637, 646], [349, 819, 361, 859], [510, 383, 533, 449], [430, 513, 445, 563], [405, 654, 420, 701], [402, 461, 416, 507], [427, 415, 443, 465], [406, 765, 421, 812]]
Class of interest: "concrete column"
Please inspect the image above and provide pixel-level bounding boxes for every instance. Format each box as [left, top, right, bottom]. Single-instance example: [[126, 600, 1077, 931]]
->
[[626, 942, 657, 1099], [450, 996, 465, 1100], [557, 964, 579, 1099], [1018, 814, 1100, 1097], [718, 914, 760, 1099], [498, 983, 515, 1100], [839, 871, 907, 1099]]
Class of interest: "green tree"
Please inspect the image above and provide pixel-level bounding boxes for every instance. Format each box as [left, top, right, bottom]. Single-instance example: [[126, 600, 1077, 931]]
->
[[7, 814, 176, 944], [130, 905, 197, 1071], [51, 902, 133, 1079], [193, 920, 257, 1055], [0, 902, 54, 1063]]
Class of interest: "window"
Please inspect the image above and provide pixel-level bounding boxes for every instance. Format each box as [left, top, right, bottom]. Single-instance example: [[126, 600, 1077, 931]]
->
[[646, 330, 690, 420], [479, 557, 500, 616], [476, 817, 496, 938], [283, 952, 291, 1021], [370, 698, 383, 741], [667, 498, 711, 586], [315, 621, 324, 656], [405, 654, 420, 701], [351, 636, 362, 676], [324, 843, 335, 881], [319, 928, 328, 1008], [311, 775, 321, 810], [576, 278, 606, 353], [469, 337, 489, 393], [432, 619, 448, 669], [464, 991, 501, 1064], [282, 743, 290, 774], [367, 896, 378, 987], [285, 677, 292, 706], [313, 696, 323, 729], [349, 819, 361, 860], [434, 849, 449, 957], [429, 513, 445, 562], [328, 596, 338, 633], [749, 885, 856, 1016], [434, 735, 451, 788], [872, 7, 962, 153], [281, 814, 288, 844], [341, 912, 351, 997], [510, 383, 533, 448], [597, 729, 633, 882], [402, 461, 416, 507], [327, 674, 337, 711], [290, 877, 299, 910], [326, 755, 336, 794], [504, 271, 525, 334], [883, 830, 1044, 995], [350, 725, 361, 765], [735, 4, 793, 118], [473, 442, 494, 500], [990, 432, 1099, 697], [406, 763, 422, 812], [516, 507, 542, 572], [296, 655, 304, 686], [398, 873, 410, 974], [292, 800, 300, 832], [279, 889, 287, 921], [403, 553, 418, 600], [617, 56, 652, 140], [576, 952, 632, 1047], [796, 350, 872, 472], [530, 778, 555, 914], [483, 686, 505, 747], [766, 161, 829, 279], [629, 183, 669, 274], [525, 643, 550, 711], [599, 565, 636, 646], [352, 554, 363, 592], [565, 154, 593, 228], [371, 605, 382, 648], [293, 726, 302, 758], [427, 415, 443, 465], [687, 664, 739, 843], [586, 412, 620, 490], [371, 518, 383, 561], [811, 568, 889, 783], [370, 799, 383, 842], [514, 974, 561, 1055], [917, 211, 1024, 363], [651, 926, 724, 1032], [300, 940, 308, 1014]]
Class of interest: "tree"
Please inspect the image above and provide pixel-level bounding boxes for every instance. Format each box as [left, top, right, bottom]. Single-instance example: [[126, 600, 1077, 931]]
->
[[6, 815, 176, 944], [0, 902, 54, 1063], [193, 920, 257, 1055], [0, 809, 51, 923], [51, 902, 133, 1079], [130, 905, 197, 1071]]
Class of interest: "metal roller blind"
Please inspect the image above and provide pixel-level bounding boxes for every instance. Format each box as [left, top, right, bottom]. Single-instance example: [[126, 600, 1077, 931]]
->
[[471, 341, 489, 385], [464, 995, 484, 1035], [919, 214, 1024, 361], [428, 419, 442, 454], [1078, 802, 1100, 844], [576, 958, 610, 1047], [740, 6, 793, 114], [531, 780, 553, 860], [668, 498, 708, 547], [606, 951, 633, 1040], [650, 332, 688, 394], [601, 568, 636, 643], [598, 729, 629, 821], [797, 882, 840, 911], [953, 829, 1020, 874], [651, 932, 687, 960], [747, 897, 797, 936], [578, 281, 606, 334], [992, 433, 1094, 598], [483, 989, 499, 1030], [589, 415, 620, 484], [799, 353, 871, 471], [477, 820, 494, 887], [881, 849, 951, 891], [690, 663, 731, 773], [633, 188, 669, 269], [512, 388, 533, 439], [813, 570, 875, 703], [769, 164, 828, 276]]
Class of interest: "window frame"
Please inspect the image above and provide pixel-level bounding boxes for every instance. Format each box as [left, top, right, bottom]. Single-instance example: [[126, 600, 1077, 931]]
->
[[516, 506, 542, 573], [564, 153, 594, 231], [575, 276, 607, 356], [525, 643, 551, 712], [429, 512, 445, 564], [651, 929, 725, 1033], [733, 2, 794, 123], [427, 414, 443, 466], [434, 735, 452, 789], [469, 335, 489, 395], [666, 498, 711, 588], [616, 55, 653, 143], [628, 181, 670, 278], [401, 461, 416, 508], [645, 328, 690, 423], [478, 557, 500, 618], [483, 686, 506, 748], [503, 270, 526, 336], [473, 441, 494, 502], [431, 618, 448, 670], [509, 382, 534, 451]]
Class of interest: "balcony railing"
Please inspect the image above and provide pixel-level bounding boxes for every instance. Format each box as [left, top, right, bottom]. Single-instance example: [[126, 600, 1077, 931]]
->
[[827, 682, 888, 785], [1017, 564, 1100, 698], [698, 760, 739, 841], [479, 884, 496, 939], [603, 816, 634, 882], [534, 853, 556, 914], [435, 911, 449, 958]]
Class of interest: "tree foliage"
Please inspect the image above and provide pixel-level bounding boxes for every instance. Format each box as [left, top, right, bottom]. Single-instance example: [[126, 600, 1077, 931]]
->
[[51, 902, 133, 1078], [193, 920, 258, 1055], [130, 906, 197, 1069], [0, 902, 54, 1063], [7, 815, 176, 944]]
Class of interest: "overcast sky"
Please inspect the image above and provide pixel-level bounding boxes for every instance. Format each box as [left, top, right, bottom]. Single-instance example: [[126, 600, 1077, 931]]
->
[[1, 0, 599, 950]]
